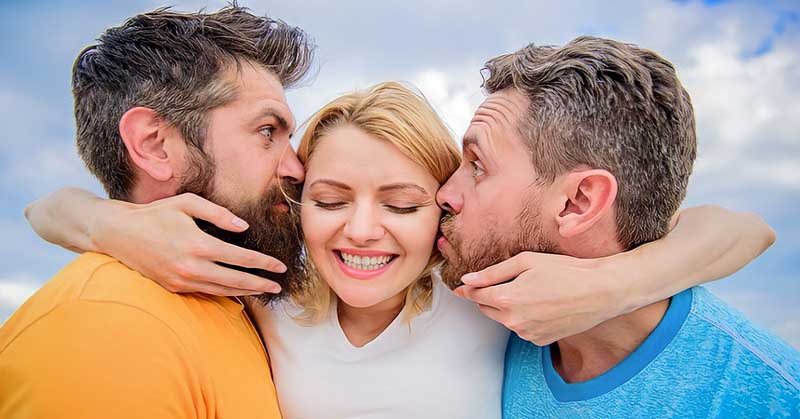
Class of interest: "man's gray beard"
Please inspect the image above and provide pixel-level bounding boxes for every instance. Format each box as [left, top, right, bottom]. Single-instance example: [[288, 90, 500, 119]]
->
[[177, 150, 307, 305], [438, 197, 557, 290]]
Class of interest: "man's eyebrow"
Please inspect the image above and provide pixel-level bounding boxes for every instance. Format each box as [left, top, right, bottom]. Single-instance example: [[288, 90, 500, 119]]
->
[[255, 108, 293, 133], [308, 178, 351, 190], [378, 183, 430, 195], [462, 132, 480, 150]]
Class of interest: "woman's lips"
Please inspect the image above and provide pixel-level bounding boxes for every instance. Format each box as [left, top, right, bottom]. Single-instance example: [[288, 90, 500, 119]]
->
[[333, 249, 397, 280]]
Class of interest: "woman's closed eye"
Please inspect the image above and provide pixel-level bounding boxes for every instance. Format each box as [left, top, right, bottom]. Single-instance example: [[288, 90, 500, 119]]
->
[[384, 204, 421, 214], [313, 200, 347, 210]]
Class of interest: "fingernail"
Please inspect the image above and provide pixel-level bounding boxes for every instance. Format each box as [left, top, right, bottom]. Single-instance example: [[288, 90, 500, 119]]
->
[[268, 285, 282, 294], [461, 273, 478, 284], [453, 287, 464, 298], [275, 263, 287, 273], [232, 217, 249, 229]]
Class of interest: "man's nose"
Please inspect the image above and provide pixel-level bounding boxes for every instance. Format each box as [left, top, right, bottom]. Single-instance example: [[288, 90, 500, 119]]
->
[[278, 145, 305, 184], [436, 175, 464, 215], [343, 204, 385, 245]]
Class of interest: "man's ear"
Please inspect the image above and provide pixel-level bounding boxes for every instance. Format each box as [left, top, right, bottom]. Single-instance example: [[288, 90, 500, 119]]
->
[[555, 169, 618, 238], [119, 107, 176, 182]]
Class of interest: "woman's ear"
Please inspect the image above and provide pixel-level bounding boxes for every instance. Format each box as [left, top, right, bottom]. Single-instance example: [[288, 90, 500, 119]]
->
[[555, 169, 618, 238], [119, 107, 176, 182]]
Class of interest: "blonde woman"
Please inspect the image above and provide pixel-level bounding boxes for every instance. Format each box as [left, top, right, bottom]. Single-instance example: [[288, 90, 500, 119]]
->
[[25, 82, 773, 418]]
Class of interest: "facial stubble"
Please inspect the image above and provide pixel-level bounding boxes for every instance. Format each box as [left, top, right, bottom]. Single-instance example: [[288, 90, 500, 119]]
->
[[438, 193, 557, 289]]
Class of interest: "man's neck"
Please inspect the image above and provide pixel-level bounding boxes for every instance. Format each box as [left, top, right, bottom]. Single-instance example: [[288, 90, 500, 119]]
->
[[551, 298, 670, 383]]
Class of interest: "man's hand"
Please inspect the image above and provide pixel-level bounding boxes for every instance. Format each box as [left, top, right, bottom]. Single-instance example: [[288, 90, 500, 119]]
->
[[454, 252, 622, 346]]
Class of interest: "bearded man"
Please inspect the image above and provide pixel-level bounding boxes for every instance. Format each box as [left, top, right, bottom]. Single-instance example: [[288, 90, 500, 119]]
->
[[0, 6, 313, 418]]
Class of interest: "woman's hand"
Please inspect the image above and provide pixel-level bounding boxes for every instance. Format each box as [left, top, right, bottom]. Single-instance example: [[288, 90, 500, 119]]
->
[[455, 252, 611, 346], [454, 205, 776, 345], [93, 193, 290, 296], [26, 188, 288, 296]]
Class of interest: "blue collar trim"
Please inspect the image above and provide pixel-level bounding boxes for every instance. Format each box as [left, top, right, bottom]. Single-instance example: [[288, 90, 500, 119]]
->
[[542, 288, 693, 402]]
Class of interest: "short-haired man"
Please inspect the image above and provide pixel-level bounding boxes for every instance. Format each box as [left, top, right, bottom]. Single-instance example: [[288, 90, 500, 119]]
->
[[0, 6, 313, 418], [436, 36, 800, 417]]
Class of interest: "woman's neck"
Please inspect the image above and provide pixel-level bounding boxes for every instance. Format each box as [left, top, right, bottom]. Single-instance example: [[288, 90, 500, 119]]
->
[[337, 291, 406, 348]]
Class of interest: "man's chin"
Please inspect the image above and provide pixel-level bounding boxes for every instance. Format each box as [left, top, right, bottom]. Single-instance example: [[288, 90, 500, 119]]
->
[[439, 259, 468, 290]]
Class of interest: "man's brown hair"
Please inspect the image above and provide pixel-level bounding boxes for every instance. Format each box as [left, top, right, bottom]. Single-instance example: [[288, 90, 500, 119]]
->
[[72, 4, 315, 200], [482, 36, 697, 249]]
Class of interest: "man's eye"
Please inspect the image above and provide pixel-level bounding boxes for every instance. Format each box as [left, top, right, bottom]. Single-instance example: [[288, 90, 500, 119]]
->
[[313, 200, 345, 210], [470, 160, 486, 178], [259, 126, 274, 142]]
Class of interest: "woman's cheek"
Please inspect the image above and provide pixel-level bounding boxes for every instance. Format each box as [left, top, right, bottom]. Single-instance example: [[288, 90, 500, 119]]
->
[[301, 207, 338, 246], [389, 210, 440, 253]]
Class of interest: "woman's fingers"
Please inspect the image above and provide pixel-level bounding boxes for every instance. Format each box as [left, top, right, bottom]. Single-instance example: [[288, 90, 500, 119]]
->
[[200, 235, 288, 274], [185, 260, 283, 295], [171, 193, 250, 232]]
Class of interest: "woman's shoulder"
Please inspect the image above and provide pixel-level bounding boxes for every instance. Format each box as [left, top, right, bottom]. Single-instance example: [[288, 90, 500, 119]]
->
[[428, 274, 509, 339]]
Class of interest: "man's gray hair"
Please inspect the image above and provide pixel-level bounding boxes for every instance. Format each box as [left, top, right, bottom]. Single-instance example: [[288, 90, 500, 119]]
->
[[483, 36, 697, 249]]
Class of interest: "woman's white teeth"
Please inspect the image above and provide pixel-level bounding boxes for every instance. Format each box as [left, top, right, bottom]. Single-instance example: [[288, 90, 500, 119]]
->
[[340, 252, 392, 271]]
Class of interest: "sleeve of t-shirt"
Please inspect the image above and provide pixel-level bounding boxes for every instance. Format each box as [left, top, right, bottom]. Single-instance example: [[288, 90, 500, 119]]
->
[[0, 300, 203, 419]]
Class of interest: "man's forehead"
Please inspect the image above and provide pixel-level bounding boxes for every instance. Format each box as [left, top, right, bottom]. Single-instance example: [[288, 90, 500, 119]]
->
[[464, 89, 528, 146], [225, 64, 296, 130], [475, 89, 528, 121]]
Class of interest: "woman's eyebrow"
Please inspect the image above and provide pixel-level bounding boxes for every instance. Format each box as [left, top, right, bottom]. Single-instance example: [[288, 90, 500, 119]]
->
[[377, 183, 429, 195], [308, 179, 351, 191]]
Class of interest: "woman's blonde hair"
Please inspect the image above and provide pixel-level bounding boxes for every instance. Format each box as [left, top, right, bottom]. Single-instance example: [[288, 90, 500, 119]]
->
[[293, 81, 461, 324]]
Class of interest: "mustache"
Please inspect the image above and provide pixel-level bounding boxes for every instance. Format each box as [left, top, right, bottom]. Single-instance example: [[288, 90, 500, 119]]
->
[[439, 213, 457, 239]]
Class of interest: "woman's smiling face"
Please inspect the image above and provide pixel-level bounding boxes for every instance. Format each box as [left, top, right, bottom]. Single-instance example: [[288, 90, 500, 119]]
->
[[300, 124, 442, 310]]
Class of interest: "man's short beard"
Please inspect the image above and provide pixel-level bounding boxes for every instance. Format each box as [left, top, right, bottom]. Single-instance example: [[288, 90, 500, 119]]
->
[[177, 149, 307, 305], [438, 193, 557, 290]]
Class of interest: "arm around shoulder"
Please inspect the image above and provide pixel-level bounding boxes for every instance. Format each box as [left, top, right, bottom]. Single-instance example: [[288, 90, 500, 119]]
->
[[24, 187, 131, 254], [612, 204, 776, 314]]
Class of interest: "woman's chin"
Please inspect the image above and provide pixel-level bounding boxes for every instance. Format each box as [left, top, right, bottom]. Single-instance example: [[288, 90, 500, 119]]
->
[[334, 291, 386, 309], [331, 283, 406, 311]]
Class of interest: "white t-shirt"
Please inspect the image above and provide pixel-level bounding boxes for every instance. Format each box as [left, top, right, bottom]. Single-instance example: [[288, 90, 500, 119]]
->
[[260, 277, 510, 419]]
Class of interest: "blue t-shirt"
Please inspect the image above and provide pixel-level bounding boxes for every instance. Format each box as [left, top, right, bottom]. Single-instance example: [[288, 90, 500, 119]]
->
[[503, 287, 800, 418]]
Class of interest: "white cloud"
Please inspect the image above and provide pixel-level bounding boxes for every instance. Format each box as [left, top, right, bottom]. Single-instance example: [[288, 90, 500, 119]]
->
[[0, 86, 103, 198], [2, 140, 99, 197], [0, 88, 64, 147], [0, 276, 39, 313], [412, 68, 484, 141]]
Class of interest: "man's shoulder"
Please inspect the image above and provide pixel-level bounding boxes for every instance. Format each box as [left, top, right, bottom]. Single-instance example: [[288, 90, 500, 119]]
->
[[504, 332, 543, 368], [680, 287, 800, 391], [69, 252, 188, 310], [1, 253, 205, 351], [0, 280, 206, 418]]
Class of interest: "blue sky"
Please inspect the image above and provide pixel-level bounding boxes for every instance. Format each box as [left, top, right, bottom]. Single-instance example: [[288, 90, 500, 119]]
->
[[0, 0, 798, 348]]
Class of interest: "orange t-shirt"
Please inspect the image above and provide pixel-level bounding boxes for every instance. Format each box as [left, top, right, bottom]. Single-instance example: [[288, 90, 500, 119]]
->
[[0, 253, 281, 419]]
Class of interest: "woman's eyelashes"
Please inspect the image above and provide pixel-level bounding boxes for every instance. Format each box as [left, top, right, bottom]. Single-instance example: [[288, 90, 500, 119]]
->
[[384, 205, 421, 214], [310, 199, 425, 214], [312, 200, 346, 210]]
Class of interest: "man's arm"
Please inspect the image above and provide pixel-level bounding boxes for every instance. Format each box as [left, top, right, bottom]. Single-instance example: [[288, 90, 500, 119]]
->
[[24, 188, 285, 295], [0, 301, 202, 419]]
